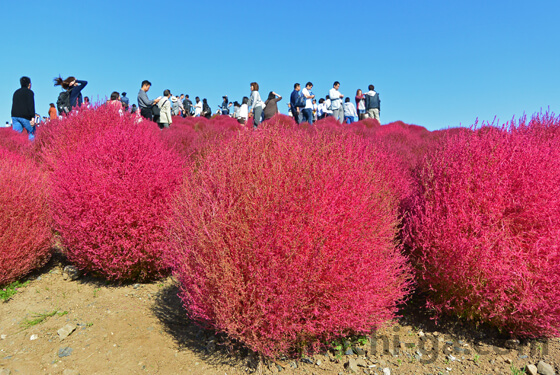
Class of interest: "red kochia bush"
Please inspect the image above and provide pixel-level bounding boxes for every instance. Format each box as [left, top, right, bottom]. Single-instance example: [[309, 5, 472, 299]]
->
[[51, 122, 183, 281], [168, 127, 412, 357], [406, 114, 560, 337], [0, 148, 52, 286]]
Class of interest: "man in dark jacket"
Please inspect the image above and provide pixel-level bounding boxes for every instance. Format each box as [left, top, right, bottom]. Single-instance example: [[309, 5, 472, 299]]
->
[[364, 84, 380, 122], [11, 76, 36, 140], [182, 94, 193, 117], [290, 83, 302, 124]]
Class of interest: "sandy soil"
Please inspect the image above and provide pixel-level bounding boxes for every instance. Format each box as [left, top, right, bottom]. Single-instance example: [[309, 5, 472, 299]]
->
[[1, 255, 558, 375]]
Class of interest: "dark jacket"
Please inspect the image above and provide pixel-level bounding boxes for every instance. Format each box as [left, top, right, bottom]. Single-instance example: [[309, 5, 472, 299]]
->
[[11, 87, 35, 120], [365, 90, 380, 111], [290, 90, 300, 112], [69, 80, 88, 109]]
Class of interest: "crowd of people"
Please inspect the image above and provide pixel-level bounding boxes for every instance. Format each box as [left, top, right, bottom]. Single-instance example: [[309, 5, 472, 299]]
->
[[8, 76, 381, 139]]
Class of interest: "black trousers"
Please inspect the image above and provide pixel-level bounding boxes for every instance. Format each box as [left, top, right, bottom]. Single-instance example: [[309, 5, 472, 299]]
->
[[140, 107, 152, 121]]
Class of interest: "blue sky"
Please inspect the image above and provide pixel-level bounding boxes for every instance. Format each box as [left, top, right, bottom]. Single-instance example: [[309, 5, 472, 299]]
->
[[2, 0, 559, 131]]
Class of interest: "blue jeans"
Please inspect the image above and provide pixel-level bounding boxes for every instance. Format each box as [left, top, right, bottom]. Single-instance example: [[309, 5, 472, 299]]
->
[[11, 117, 35, 140], [302, 108, 314, 124]]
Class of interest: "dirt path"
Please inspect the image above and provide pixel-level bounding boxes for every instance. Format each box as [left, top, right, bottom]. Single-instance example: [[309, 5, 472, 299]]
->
[[1, 257, 558, 375]]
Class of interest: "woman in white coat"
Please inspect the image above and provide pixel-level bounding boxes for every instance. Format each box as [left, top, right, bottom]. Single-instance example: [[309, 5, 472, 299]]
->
[[157, 89, 173, 129]]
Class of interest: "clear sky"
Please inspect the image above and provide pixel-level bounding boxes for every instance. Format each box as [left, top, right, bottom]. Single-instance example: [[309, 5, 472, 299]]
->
[[2, 0, 559, 131]]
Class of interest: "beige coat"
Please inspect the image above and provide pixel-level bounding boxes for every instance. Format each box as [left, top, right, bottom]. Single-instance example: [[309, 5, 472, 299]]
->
[[158, 97, 172, 124]]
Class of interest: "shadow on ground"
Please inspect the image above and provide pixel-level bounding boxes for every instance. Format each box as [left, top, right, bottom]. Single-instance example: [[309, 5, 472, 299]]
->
[[151, 282, 257, 370]]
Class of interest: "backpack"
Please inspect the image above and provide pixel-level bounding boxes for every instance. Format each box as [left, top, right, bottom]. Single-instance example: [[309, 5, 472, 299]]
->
[[295, 92, 306, 108], [56, 91, 71, 115]]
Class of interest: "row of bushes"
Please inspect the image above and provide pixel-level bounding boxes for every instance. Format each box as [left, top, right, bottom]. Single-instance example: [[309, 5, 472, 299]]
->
[[1, 106, 559, 357]]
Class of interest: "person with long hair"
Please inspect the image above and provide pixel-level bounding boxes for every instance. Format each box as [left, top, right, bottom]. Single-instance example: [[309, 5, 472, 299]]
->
[[263, 91, 282, 121], [355, 89, 366, 120], [53, 75, 88, 113], [238, 96, 249, 125], [48, 103, 57, 120], [248, 82, 265, 129]]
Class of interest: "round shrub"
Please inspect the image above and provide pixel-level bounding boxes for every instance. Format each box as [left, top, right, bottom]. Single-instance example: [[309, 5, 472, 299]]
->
[[0, 148, 52, 286], [406, 115, 560, 337], [51, 122, 183, 282], [36, 105, 147, 170], [167, 127, 412, 357]]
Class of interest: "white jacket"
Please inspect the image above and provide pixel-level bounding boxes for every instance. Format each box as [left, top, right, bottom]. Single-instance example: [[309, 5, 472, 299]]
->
[[158, 97, 172, 124]]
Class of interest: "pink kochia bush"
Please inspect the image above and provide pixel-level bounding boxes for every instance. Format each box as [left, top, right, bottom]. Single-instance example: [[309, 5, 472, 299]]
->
[[167, 127, 412, 357], [51, 121, 183, 281], [0, 148, 52, 286], [160, 115, 243, 159], [35, 105, 149, 170], [406, 114, 560, 337]]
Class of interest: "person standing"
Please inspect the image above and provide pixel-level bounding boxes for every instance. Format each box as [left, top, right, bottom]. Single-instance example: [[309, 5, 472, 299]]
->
[[157, 89, 173, 129], [194, 97, 202, 117], [137, 80, 160, 121], [48, 103, 57, 120], [202, 98, 212, 119], [263, 91, 282, 121], [237, 97, 249, 125], [301, 82, 315, 124], [11, 76, 36, 140], [343, 97, 358, 124], [54, 75, 88, 113], [248, 82, 265, 129], [220, 95, 232, 116], [121, 92, 129, 111], [183, 94, 193, 117], [365, 84, 381, 122], [290, 83, 302, 124], [355, 89, 366, 120], [329, 81, 344, 123]]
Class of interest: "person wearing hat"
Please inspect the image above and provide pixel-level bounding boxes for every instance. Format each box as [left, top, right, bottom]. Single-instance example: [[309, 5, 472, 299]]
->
[[220, 95, 232, 116]]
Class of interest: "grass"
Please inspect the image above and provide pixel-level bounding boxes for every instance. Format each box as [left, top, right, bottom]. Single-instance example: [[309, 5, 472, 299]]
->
[[510, 365, 525, 375], [0, 280, 29, 302], [20, 310, 68, 329]]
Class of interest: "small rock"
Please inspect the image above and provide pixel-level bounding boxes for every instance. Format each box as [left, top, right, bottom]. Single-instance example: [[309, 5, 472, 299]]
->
[[301, 357, 313, 364], [356, 358, 367, 367], [30, 334, 38, 341], [448, 354, 457, 362], [0, 335, 6, 340], [289, 361, 297, 369], [315, 359, 322, 366], [36, 276, 42, 281], [133, 284, 141, 289], [345, 348, 354, 356], [63, 370, 80, 375], [58, 324, 77, 340], [537, 361, 555, 375], [505, 339, 521, 349], [354, 347, 366, 356], [276, 364, 283, 372], [504, 358, 512, 364], [519, 355, 529, 359], [383, 368, 391, 375], [526, 364, 538, 375], [58, 347, 73, 358], [62, 265, 80, 281], [345, 358, 359, 373], [432, 331, 439, 337]]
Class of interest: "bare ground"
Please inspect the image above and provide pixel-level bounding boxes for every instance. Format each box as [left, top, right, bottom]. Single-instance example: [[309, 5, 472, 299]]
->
[[1, 254, 558, 375]]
